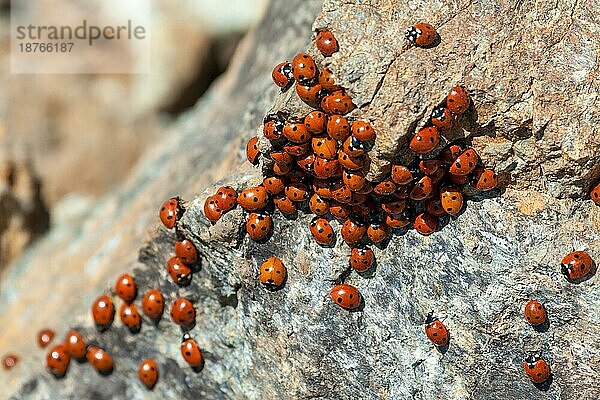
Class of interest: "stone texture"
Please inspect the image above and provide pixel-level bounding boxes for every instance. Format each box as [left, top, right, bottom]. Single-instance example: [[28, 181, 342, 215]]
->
[[1, 0, 599, 399]]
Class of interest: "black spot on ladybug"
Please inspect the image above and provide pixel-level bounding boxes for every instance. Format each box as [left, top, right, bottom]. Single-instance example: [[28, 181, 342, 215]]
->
[[337, 297, 342, 303]]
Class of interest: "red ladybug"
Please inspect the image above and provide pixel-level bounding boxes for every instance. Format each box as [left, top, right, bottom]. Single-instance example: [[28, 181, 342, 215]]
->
[[159, 197, 182, 229], [393, 184, 412, 199], [410, 126, 440, 154], [414, 213, 438, 236], [471, 168, 498, 191], [139, 358, 159, 389], [321, 90, 355, 115], [283, 122, 311, 144], [37, 328, 55, 348], [312, 137, 338, 159], [181, 333, 203, 368], [350, 247, 374, 272], [405, 23, 438, 47], [409, 176, 434, 200], [419, 159, 442, 175], [296, 83, 323, 106], [91, 295, 115, 331], [425, 198, 447, 217], [64, 330, 87, 360], [175, 239, 198, 265], [352, 120, 376, 142], [373, 179, 397, 196], [2, 354, 18, 370], [367, 223, 389, 243], [263, 176, 286, 195], [285, 182, 310, 202], [203, 195, 223, 222], [313, 157, 341, 179], [246, 136, 260, 164], [142, 289, 164, 320], [272, 61, 294, 88], [319, 67, 341, 91], [341, 218, 367, 245], [449, 148, 479, 175], [215, 186, 237, 211], [342, 136, 370, 156], [329, 201, 351, 219], [272, 162, 292, 176], [330, 284, 361, 310], [385, 212, 411, 228], [338, 150, 366, 170], [430, 106, 455, 131], [238, 186, 269, 211], [343, 171, 367, 191], [316, 29, 339, 56], [381, 200, 406, 215], [296, 152, 315, 174], [273, 193, 297, 215], [46, 344, 70, 378], [115, 273, 136, 303], [440, 144, 463, 164], [263, 116, 284, 140], [167, 256, 192, 285], [87, 346, 114, 375], [259, 257, 287, 288], [424, 312, 449, 347], [120, 303, 142, 333], [309, 193, 330, 216], [291, 53, 318, 83], [391, 165, 414, 185], [304, 110, 327, 134], [440, 187, 464, 216], [170, 298, 196, 328], [524, 300, 546, 326], [561, 251, 593, 281], [270, 150, 293, 165], [246, 212, 272, 241], [447, 86, 470, 115], [591, 182, 600, 205], [327, 115, 351, 141], [283, 142, 310, 157], [310, 217, 335, 245], [331, 182, 353, 203], [523, 354, 551, 384]]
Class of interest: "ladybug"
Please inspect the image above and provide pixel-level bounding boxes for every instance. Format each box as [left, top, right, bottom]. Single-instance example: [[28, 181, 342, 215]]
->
[[313, 179, 333, 199], [330, 284, 361, 310], [238, 186, 269, 211], [91, 295, 115, 331], [367, 222, 389, 243], [296, 83, 322, 105], [283, 122, 311, 144], [350, 247, 375, 272], [87, 346, 114, 375], [283, 142, 310, 157], [561, 251, 593, 281], [38, 329, 55, 348], [343, 170, 367, 191], [449, 148, 479, 175], [440, 187, 464, 215], [203, 195, 223, 222], [351, 197, 374, 213], [447, 86, 470, 115], [381, 200, 406, 214], [312, 137, 338, 159], [394, 184, 412, 199], [373, 178, 397, 196], [310, 217, 335, 245], [341, 218, 367, 245], [159, 197, 182, 229], [327, 115, 351, 141], [120, 303, 142, 333], [271, 61, 294, 88], [385, 212, 411, 228], [46, 344, 70, 378], [410, 126, 440, 154], [304, 111, 327, 134], [142, 289, 164, 320], [352, 120, 376, 142], [316, 29, 338, 56], [296, 152, 315, 173], [329, 201, 352, 219], [309, 193, 330, 216], [409, 176, 435, 200], [331, 182, 353, 203], [285, 182, 310, 202], [440, 143, 463, 164], [291, 53, 318, 83], [424, 312, 449, 347], [524, 354, 551, 384], [524, 300, 547, 326], [591, 182, 600, 205], [3, 354, 18, 370], [429, 167, 446, 185], [216, 186, 238, 211], [313, 157, 341, 179], [338, 151, 366, 170], [430, 106, 455, 131], [263, 118, 284, 140], [425, 197, 447, 217], [273, 161, 292, 176], [64, 330, 87, 360], [181, 333, 203, 368], [321, 90, 355, 115], [270, 150, 293, 165], [319, 67, 341, 91], [259, 256, 287, 288], [405, 23, 438, 47], [273, 193, 297, 215], [175, 239, 198, 265], [342, 136, 370, 156], [246, 212, 272, 241], [419, 159, 442, 175], [471, 168, 498, 191], [414, 213, 438, 236], [167, 256, 192, 285], [391, 165, 413, 185], [287, 168, 309, 183], [139, 358, 159, 389], [263, 176, 286, 195], [246, 136, 260, 164], [170, 297, 196, 328], [115, 273, 136, 303]]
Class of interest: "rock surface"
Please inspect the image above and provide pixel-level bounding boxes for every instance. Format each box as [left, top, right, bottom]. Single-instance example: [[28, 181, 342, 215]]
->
[[1, 0, 599, 399]]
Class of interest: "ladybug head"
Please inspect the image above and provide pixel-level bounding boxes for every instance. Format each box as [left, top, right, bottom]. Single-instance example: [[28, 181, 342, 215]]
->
[[405, 26, 419, 42], [430, 106, 445, 120], [182, 333, 192, 342], [425, 311, 438, 325], [524, 353, 540, 365], [560, 263, 572, 278]]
